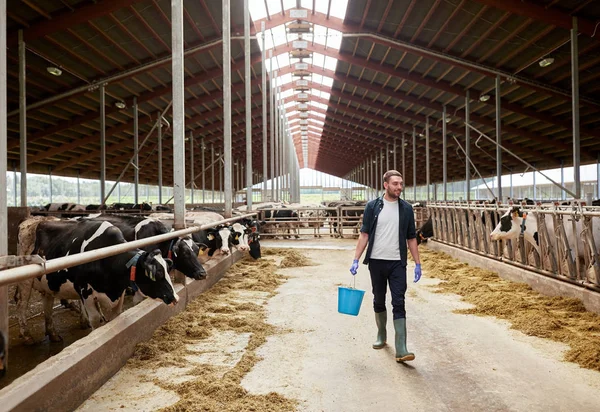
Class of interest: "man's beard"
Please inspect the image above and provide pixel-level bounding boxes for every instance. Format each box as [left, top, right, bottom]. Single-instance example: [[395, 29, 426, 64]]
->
[[386, 187, 400, 200]]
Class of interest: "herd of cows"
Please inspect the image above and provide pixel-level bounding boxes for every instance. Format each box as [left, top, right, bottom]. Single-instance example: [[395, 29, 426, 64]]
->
[[14, 210, 263, 344], [14, 197, 600, 346], [12, 200, 368, 345]]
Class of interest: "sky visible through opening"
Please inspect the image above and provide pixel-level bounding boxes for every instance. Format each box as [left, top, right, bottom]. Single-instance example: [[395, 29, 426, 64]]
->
[[249, 0, 349, 167]]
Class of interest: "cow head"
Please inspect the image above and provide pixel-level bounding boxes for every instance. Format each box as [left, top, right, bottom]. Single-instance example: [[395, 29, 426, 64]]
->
[[490, 207, 523, 241], [416, 217, 434, 245], [248, 232, 261, 259], [171, 236, 207, 280], [135, 249, 179, 305], [230, 222, 249, 251]]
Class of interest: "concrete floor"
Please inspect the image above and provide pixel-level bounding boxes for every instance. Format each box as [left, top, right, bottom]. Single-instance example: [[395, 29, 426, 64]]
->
[[80, 240, 600, 411]]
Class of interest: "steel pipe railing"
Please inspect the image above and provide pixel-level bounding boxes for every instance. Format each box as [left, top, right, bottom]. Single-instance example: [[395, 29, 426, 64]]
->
[[0, 213, 257, 288]]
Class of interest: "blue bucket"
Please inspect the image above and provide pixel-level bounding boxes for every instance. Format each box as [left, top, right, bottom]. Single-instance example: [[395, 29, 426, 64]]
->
[[338, 286, 366, 316]]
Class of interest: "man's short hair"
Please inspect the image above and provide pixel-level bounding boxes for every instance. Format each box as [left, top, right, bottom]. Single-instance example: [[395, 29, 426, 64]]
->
[[383, 170, 403, 183]]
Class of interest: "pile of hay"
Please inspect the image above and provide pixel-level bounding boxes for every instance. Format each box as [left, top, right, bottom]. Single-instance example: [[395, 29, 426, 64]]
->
[[420, 247, 600, 372], [126, 249, 313, 411], [262, 248, 314, 268]]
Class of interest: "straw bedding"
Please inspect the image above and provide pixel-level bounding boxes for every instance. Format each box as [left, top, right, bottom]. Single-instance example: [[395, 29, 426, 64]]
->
[[418, 247, 600, 372], [126, 248, 313, 411]]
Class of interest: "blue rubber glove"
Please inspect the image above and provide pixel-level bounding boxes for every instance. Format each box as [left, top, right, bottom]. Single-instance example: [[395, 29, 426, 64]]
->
[[350, 259, 359, 276], [414, 264, 422, 283]]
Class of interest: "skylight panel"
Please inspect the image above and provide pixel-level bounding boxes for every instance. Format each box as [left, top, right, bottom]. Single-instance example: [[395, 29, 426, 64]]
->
[[329, 0, 350, 20], [248, 1, 267, 21], [324, 56, 338, 71], [279, 73, 293, 86], [311, 101, 328, 110], [312, 73, 324, 84], [300, 0, 312, 8], [312, 53, 325, 68], [327, 28, 343, 49], [313, 25, 328, 46], [311, 111, 326, 118], [266, 0, 282, 16], [281, 89, 293, 99], [315, 1, 328, 15], [322, 76, 334, 87], [284, 101, 295, 109], [282, 0, 296, 11]]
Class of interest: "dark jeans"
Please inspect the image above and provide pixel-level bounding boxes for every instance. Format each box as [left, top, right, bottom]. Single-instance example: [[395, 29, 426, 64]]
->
[[368, 259, 407, 320]]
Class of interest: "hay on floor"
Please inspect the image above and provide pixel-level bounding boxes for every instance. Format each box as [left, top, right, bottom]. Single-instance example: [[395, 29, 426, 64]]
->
[[419, 247, 600, 372]]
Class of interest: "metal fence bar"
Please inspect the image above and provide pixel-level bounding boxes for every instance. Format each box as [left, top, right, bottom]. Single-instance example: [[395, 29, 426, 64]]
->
[[0, 213, 257, 288]]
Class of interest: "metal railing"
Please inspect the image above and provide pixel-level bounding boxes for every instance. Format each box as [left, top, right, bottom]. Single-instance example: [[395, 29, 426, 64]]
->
[[0, 213, 257, 287], [427, 202, 600, 292]]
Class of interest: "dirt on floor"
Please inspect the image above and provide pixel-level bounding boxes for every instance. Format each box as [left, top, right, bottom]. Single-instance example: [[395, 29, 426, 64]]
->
[[417, 247, 600, 372], [124, 249, 313, 412]]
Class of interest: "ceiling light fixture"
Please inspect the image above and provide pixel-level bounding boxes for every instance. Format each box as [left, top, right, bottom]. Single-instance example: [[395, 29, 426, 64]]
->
[[479, 94, 490, 102], [539, 57, 554, 67], [115, 101, 126, 109], [47, 66, 63, 76]]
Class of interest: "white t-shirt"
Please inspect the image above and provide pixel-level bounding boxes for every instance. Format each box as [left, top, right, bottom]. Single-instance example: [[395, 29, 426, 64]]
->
[[370, 198, 400, 260]]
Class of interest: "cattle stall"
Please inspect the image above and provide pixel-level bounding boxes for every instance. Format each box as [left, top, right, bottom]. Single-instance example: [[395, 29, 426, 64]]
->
[[0, 213, 256, 408], [426, 202, 600, 292]]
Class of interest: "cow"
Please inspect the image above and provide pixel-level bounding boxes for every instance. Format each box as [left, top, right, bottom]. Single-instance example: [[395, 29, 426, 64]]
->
[[416, 216, 434, 245], [490, 206, 600, 275], [151, 212, 233, 260], [82, 214, 206, 280], [240, 218, 265, 259], [36, 203, 88, 217], [259, 205, 300, 239], [15, 218, 178, 343], [325, 201, 364, 237]]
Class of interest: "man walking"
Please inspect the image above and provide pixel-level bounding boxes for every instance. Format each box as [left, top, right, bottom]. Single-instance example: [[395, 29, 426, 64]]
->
[[350, 170, 422, 362]]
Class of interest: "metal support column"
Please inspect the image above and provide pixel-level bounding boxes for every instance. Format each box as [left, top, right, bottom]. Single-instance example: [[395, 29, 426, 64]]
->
[[49, 167, 53, 203], [401, 135, 406, 199], [560, 159, 566, 201], [222, 0, 232, 217], [572, 17, 581, 199], [100, 84, 106, 204], [597, 153, 600, 199], [211, 143, 215, 203], [189, 131, 194, 204], [465, 91, 471, 202], [77, 169, 81, 204], [245, 0, 253, 210], [412, 127, 416, 201], [19, 30, 27, 207], [426, 117, 430, 201], [386, 143, 389, 171], [133, 97, 139, 204], [393, 137, 397, 171], [262, 22, 268, 200], [275, 80, 280, 202], [495, 75, 502, 200], [270, 65, 276, 202], [533, 165, 537, 200], [201, 139, 205, 204], [158, 117, 163, 203], [12, 162, 16, 206], [172, 0, 186, 227], [0, 0, 8, 368], [443, 105, 447, 201]]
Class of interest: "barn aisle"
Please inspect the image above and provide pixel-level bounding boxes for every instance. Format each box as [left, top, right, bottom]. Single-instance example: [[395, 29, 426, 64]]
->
[[77, 242, 600, 411], [242, 244, 600, 412]]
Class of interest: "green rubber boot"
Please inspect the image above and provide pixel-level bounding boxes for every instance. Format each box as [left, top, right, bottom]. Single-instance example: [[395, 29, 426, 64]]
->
[[394, 318, 415, 362], [372, 311, 387, 349]]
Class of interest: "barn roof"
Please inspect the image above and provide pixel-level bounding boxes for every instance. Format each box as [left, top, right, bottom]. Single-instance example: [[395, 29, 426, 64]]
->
[[5, 0, 600, 188]]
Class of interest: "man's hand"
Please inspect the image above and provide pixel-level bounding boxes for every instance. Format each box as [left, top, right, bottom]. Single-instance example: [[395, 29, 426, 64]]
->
[[350, 259, 359, 275], [414, 264, 422, 283]]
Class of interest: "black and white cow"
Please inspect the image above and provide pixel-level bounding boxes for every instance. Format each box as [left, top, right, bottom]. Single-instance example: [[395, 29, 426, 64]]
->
[[259, 205, 300, 239], [490, 206, 600, 259], [416, 216, 434, 245], [16, 218, 178, 343], [242, 219, 265, 260], [83, 214, 206, 280]]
